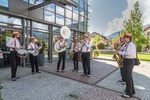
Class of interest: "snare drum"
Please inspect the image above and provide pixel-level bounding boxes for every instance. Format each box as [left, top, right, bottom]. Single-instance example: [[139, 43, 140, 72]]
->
[[17, 49, 28, 58]]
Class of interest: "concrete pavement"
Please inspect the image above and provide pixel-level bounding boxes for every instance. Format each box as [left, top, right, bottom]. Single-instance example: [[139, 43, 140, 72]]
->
[[0, 58, 149, 100]]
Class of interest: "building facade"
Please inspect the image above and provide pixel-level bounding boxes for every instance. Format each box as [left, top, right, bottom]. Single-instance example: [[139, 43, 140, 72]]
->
[[0, 0, 89, 68]]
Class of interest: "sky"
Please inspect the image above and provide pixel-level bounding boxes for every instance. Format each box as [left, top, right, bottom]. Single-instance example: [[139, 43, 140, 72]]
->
[[88, 0, 150, 36]]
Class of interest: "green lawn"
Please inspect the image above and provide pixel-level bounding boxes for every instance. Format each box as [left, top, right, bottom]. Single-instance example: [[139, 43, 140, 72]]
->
[[98, 53, 150, 62]]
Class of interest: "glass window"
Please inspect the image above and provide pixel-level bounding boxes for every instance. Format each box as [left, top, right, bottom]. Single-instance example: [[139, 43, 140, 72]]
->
[[32, 22, 48, 32], [85, 4, 88, 12], [66, 9, 72, 19], [79, 8, 84, 16], [73, 12, 78, 21], [56, 5, 64, 16], [44, 10, 55, 23], [53, 26, 60, 33], [80, 16, 84, 22], [73, 0, 78, 3], [72, 20, 78, 29], [73, 6, 78, 13], [80, 0, 84, 10], [0, 0, 8, 8], [65, 5, 72, 10], [65, 18, 72, 27], [79, 22, 84, 31], [56, 14, 64, 25], [30, 0, 44, 5], [45, 3, 55, 12], [0, 14, 22, 28]]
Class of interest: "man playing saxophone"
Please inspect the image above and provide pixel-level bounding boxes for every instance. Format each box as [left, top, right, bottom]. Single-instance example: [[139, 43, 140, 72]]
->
[[55, 35, 68, 72], [117, 34, 136, 98]]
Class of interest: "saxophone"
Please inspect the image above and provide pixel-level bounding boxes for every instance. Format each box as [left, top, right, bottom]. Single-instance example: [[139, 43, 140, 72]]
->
[[113, 41, 124, 68]]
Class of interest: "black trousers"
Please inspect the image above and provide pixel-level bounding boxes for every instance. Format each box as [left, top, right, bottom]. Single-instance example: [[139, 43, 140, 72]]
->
[[81, 52, 90, 75], [120, 67, 125, 82], [123, 58, 135, 96], [73, 52, 78, 70], [57, 51, 66, 70], [30, 54, 39, 72], [10, 51, 18, 78]]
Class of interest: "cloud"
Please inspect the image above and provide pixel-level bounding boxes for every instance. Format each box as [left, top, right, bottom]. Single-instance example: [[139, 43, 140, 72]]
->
[[105, 0, 150, 36]]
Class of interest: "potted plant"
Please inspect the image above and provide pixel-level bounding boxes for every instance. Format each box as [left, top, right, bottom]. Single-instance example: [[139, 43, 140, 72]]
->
[[37, 39, 46, 66]]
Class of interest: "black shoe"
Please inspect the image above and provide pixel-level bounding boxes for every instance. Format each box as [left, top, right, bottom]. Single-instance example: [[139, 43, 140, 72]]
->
[[62, 70, 64, 73], [124, 90, 135, 95], [32, 72, 35, 75], [11, 78, 17, 81], [56, 70, 59, 72], [121, 94, 131, 98]]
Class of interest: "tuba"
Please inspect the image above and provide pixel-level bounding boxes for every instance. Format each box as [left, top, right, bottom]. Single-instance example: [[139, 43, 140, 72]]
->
[[113, 41, 124, 68], [54, 26, 71, 52]]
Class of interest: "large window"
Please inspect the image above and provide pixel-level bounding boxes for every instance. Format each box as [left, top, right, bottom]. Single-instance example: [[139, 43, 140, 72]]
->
[[56, 5, 64, 16], [56, 14, 64, 25], [32, 22, 48, 32], [66, 9, 72, 19], [45, 3, 55, 12], [0, 14, 22, 28], [0, 0, 8, 8], [44, 10, 55, 23]]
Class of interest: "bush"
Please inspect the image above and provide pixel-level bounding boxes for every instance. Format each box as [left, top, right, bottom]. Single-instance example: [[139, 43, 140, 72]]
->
[[93, 50, 100, 57], [97, 42, 105, 49]]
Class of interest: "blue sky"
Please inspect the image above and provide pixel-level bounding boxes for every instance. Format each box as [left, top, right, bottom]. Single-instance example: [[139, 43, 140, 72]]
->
[[88, 0, 150, 36]]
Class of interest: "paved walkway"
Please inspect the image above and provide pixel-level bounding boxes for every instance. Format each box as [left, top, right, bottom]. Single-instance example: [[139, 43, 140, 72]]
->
[[1, 58, 149, 100]]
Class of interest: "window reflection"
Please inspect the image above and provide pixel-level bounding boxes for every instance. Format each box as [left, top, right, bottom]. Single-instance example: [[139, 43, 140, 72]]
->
[[0, 14, 22, 28], [56, 5, 64, 16], [66, 9, 72, 19], [80, 0, 84, 10], [72, 21, 78, 29], [65, 18, 72, 27], [73, 6, 78, 13], [45, 3, 55, 12], [73, 0, 78, 3], [32, 22, 48, 31], [73, 12, 78, 21], [56, 14, 64, 25], [65, 5, 72, 10], [44, 10, 55, 23], [0, 0, 8, 8]]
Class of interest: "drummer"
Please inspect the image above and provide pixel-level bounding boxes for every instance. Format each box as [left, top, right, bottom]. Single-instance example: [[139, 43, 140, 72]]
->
[[6, 31, 21, 81]]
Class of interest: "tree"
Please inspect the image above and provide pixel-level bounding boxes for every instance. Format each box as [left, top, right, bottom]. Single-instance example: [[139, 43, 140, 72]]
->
[[123, 1, 149, 52]]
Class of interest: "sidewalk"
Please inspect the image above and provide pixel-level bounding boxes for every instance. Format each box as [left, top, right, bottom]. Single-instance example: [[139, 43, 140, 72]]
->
[[0, 58, 148, 100]]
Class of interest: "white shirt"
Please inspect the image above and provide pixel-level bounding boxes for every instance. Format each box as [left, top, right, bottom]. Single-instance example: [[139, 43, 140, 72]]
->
[[71, 42, 80, 52], [28, 42, 39, 54], [119, 41, 136, 59], [6, 38, 21, 51], [80, 40, 92, 52], [55, 40, 67, 51]]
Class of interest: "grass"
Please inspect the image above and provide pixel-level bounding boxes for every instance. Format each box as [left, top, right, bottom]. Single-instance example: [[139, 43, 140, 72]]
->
[[97, 53, 150, 62]]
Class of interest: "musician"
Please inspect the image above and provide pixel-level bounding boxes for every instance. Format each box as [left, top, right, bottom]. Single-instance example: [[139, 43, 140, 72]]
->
[[117, 33, 136, 98], [28, 37, 41, 74], [71, 37, 80, 72], [80, 34, 92, 77], [6, 31, 21, 81], [56, 35, 67, 72], [118, 37, 126, 83]]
